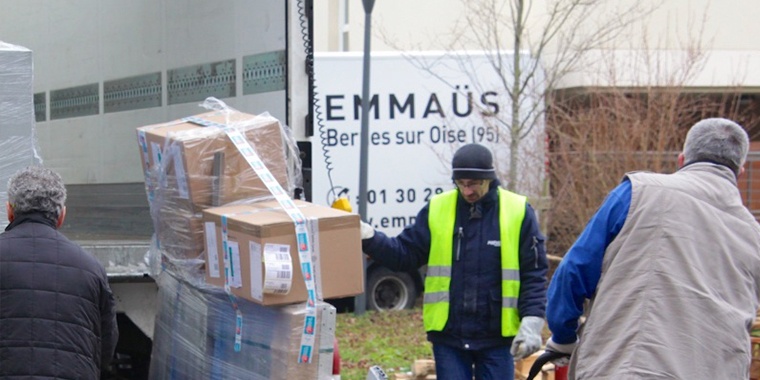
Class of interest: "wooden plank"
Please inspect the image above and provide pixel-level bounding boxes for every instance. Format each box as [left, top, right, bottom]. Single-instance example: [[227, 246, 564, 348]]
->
[[412, 359, 436, 378]]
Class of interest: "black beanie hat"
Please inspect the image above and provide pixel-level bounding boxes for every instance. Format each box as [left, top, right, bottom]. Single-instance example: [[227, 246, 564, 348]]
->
[[451, 143, 496, 180]]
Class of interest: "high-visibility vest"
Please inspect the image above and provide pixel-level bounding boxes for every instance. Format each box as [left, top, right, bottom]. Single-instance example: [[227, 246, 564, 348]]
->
[[424, 188, 526, 337]]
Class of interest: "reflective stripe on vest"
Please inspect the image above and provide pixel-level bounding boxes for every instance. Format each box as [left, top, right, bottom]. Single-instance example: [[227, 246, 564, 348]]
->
[[424, 188, 526, 337]]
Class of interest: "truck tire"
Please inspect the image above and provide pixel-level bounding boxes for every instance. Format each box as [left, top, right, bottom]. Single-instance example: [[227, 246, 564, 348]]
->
[[366, 266, 418, 311]]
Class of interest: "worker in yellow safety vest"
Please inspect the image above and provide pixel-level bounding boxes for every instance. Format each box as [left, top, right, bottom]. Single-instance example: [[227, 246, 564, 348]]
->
[[360, 143, 548, 380]]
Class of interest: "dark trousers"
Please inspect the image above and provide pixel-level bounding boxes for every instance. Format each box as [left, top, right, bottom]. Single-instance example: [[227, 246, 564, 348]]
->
[[432, 343, 515, 380]]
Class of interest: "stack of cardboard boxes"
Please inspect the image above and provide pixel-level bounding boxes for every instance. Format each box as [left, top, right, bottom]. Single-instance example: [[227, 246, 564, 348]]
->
[[137, 103, 364, 378], [137, 110, 292, 262], [149, 272, 338, 379]]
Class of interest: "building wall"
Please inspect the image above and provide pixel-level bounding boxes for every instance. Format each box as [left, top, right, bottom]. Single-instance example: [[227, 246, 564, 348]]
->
[[313, 1, 760, 219], [314, 0, 760, 89], [315, 0, 760, 52], [739, 144, 760, 218]]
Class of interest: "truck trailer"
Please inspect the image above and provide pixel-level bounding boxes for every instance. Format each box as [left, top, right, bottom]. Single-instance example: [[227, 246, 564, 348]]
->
[[0, 1, 321, 377], [0, 0, 546, 377]]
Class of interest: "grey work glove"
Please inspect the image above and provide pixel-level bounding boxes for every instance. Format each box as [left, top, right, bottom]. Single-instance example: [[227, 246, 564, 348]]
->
[[545, 336, 577, 366], [360, 221, 375, 240], [510, 316, 545, 360]]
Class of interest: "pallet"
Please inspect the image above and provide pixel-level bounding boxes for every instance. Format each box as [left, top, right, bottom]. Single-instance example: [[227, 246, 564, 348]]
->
[[394, 353, 556, 380]]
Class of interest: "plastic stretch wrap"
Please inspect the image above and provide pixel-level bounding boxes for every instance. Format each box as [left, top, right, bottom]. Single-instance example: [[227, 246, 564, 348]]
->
[[0, 41, 40, 229], [136, 97, 302, 281], [149, 271, 336, 379]]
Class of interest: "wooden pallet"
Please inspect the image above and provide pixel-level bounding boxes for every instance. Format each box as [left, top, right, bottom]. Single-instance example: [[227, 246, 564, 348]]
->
[[394, 353, 556, 380]]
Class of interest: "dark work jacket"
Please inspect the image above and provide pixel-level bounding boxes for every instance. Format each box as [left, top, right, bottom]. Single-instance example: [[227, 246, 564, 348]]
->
[[362, 180, 548, 350], [0, 213, 119, 379]]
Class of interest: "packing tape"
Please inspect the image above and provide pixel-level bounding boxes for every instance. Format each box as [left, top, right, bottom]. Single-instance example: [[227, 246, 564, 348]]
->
[[185, 115, 319, 363]]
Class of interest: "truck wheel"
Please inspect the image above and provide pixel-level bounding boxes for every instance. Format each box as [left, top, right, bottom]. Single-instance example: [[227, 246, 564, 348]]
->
[[366, 266, 417, 311]]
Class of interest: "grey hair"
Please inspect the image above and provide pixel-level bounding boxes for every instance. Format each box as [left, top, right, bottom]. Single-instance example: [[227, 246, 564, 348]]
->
[[682, 118, 749, 176], [7, 166, 67, 224]]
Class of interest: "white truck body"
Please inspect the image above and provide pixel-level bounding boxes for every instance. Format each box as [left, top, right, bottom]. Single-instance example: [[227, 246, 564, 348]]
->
[[312, 51, 546, 237], [0, 1, 315, 377], [0, 1, 546, 375], [0, 1, 308, 184], [310, 52, 545, 312]]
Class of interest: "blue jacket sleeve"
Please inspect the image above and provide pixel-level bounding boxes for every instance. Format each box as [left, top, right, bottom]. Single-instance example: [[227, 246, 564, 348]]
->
[[546, 179, 631, 344], [518, 203, 548, 319], [361, 203, 432, 272]]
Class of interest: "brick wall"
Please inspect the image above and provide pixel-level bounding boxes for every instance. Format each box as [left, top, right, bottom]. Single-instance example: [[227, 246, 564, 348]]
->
[[738, 142, 760, 219]]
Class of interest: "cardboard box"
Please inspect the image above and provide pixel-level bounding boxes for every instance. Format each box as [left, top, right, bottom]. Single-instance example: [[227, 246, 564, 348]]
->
[[136, 110, 294, 263], [154, 206, 205, 261], [205, 298, 336, 379], [150, 272, 337, 379], [515, 350, 556, 380], [202, 200, 364, 306], [136, 110, 291, 213]]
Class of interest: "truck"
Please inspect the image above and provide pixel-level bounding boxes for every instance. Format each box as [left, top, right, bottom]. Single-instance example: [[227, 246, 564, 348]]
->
[[0, 0, 545, 377], [0, 1, 323, 377], [311, 51, 546, 311]]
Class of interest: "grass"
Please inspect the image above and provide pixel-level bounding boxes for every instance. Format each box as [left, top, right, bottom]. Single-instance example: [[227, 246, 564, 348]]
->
[[336, 307, 432, 380], [335, 307, 557, 380]]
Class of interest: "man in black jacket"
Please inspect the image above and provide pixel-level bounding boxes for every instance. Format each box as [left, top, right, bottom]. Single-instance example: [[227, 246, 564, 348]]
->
[[361, 144, 548, 380], [0, 166, 118, 379]]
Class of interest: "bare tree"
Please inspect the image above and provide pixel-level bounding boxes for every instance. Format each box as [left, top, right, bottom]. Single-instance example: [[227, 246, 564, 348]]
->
[[541, 7, 760, 264], [381, 0, 661, 199], [378, 1, 760, 267]]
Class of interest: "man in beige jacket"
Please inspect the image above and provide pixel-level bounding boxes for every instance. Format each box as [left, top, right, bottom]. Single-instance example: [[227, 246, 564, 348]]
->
[[546, 118, 760, 379]]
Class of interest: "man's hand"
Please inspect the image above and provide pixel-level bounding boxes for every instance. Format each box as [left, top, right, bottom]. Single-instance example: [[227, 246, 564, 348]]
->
[[510, 316, 544, 360], [545, 336, 577, 366], [360, 221, 375, 240]]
